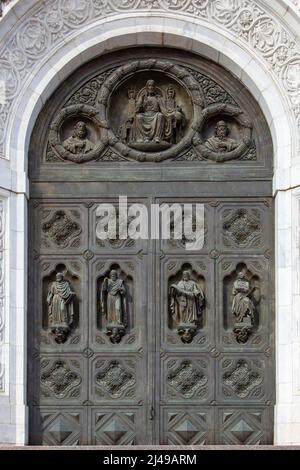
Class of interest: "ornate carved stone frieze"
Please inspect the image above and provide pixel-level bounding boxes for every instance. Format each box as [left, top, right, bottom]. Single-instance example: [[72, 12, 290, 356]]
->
[[188, 69, 238, 108], [46, 59, 257, 164], [1, 0, 299, 160]]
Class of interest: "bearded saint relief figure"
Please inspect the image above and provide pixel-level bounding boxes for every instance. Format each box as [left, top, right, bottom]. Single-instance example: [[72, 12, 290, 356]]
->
[[47, 272, 75, 344], [100, 270, 127, 344], [63, 121, 94, 154], [120, 79, 185, 150], [169, 270, 205, 343], [205, 120, 238, 153], [231, 271, 260, 344]]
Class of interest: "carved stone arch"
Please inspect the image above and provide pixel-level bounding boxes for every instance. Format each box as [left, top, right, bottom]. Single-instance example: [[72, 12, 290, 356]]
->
[[29, 47, 273, 173], [1, 0, 297, 439], [0, 1, 297, 169]]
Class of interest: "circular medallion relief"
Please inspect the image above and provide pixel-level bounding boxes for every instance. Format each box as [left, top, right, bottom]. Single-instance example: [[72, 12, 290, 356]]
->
[[108, 71, 193, 152], [97, 60, 203, 162], [49, 104, 107, 163]]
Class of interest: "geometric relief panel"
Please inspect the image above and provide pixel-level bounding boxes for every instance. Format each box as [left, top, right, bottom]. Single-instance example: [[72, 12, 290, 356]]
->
[[89, 201, 146, 254], [32, 408, 86, 446], [217, 408, 272, 445], [91, 356, 138, 403], [159, 200, 214, 255], [33, 203, 88, 254], [216, 201, 272, 254], [217, 356, 270, 404], [38, 356, 87, 405], [162, 356, 213, 403], [161, 408, 213, 445], [92, 410, 138, 445]]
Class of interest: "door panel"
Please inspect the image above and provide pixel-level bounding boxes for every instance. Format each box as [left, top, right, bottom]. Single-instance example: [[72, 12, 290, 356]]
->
[[28, 47, 274, 445], [29, 197, 274, 444]]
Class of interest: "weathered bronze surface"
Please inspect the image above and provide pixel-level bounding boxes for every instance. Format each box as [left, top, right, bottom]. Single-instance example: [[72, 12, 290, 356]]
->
[[28, 48, 274, 445]]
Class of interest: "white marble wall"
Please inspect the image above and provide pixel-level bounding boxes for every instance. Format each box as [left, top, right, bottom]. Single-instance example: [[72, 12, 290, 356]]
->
[[0, 189, 27, 444], [0, 0, 300, 445], [274, 188, 300, 443]]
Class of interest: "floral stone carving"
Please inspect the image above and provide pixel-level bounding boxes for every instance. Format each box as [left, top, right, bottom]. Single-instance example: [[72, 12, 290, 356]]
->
[[0, 0, 299, 160]]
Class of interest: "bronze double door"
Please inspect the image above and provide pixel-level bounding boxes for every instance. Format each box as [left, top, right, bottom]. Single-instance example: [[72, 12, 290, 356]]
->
[[28, 191, 274, 445]]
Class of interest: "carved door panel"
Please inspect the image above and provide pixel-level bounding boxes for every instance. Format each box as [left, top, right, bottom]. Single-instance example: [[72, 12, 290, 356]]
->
[[156, 198, 274, 445], [28, 47, 274, 445], [28, 198, 153, 445]]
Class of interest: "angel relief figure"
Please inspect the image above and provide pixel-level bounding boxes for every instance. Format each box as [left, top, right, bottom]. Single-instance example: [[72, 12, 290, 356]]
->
[[119, 80, 185, 150], [169, 270, 204, 343], [100, 270, 127, 343]]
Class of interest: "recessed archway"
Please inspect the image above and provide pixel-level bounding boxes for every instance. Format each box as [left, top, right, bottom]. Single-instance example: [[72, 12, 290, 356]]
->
[[0, 2, 299, 445]]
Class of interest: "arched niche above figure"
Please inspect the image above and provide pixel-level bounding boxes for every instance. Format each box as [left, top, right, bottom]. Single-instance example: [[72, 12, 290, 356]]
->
[[223, 262, 261, 344], [97, 263, 134, 344], [168, 263, 206, 344], [42, 262, 80, 344]]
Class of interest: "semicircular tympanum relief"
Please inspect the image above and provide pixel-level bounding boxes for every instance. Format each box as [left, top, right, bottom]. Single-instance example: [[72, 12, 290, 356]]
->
[[41, 54, 263, 165]]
